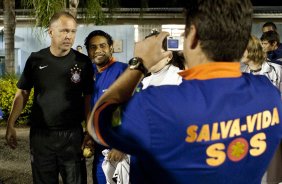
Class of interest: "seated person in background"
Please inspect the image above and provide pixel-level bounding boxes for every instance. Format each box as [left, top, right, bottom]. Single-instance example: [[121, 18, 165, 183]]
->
[[262, 22, 278, 33], [260, 31, 282, 65]]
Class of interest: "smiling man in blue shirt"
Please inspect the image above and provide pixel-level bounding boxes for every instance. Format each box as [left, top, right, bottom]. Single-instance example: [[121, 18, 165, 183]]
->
[[84, 30, 127, 184]]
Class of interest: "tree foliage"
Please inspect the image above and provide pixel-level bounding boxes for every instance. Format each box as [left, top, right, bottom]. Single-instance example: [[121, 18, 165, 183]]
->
[[21, 0, 122, 28], [83, 0, 106, 25], [0, 74, 34, 125], [22, 0, 65, 28]]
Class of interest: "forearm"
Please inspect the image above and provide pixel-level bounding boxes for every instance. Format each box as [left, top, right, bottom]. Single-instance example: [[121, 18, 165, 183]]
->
[[93, 68, 143, 111], [87, 68, 143, 137], [7, 89, 30, 128]]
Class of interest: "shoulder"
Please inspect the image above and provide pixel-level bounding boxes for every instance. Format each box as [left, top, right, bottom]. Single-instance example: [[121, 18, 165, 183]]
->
[[26, 48, 50, 65], [72, 49, 90, 59], [266, 62, 281, 68], [244, 72, 278, 89], [110, 61, 128, 71], [264, 62, 282, 73], [71, 49, 92, 64], [114, 61, 128, 67], [30, 48, 49, 57]]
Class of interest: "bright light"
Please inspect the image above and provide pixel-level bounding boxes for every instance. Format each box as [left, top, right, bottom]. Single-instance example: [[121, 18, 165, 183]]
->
[[162, 24, 185, 36], [134, 25, 139, 42], [0, 27, 4, 31]]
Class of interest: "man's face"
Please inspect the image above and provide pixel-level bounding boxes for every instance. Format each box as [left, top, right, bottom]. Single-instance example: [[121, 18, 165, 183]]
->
[[262, 26, 275, 33], [261, 40, 277, 52], [88, 36, 113, 67], [48, 16, 77, 53]]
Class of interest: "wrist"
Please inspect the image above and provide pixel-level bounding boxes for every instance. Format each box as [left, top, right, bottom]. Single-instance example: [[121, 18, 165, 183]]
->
[[128, 57, 148, 75]]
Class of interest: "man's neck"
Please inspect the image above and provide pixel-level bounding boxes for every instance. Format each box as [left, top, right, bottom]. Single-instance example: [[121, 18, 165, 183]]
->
[[96, 61, 109, 71], [50, 46, 70, 57], [96, 58, 114, 72], [187, 54, 210, 68]]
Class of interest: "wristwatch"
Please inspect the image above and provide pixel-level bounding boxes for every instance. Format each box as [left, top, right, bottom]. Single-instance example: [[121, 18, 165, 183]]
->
[[128, 57, 148, 75]]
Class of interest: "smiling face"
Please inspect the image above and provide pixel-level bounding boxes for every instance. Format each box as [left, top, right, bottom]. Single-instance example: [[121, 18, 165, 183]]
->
[[48, 15, 77, 56], [88, 36, 113, 68]]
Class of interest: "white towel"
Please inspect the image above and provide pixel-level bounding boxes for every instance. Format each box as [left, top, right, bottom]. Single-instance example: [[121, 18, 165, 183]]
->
[[102, 149, 130, 184]]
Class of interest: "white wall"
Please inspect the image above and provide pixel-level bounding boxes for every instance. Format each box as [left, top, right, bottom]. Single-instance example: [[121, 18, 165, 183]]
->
[[251, 22, 282, 40]]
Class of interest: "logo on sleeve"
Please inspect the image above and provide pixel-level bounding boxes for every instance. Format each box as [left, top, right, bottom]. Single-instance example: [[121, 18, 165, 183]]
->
[[70, 64, 81, 83]]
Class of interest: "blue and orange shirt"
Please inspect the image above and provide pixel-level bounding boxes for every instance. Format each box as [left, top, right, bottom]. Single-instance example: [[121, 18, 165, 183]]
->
[[91, 58, 127, 154], [92, 62, 282, 184], [91, 58, 128, 108]]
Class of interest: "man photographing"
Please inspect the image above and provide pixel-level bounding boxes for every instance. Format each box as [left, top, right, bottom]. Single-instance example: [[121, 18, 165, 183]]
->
[[88, 1, 282, 183]]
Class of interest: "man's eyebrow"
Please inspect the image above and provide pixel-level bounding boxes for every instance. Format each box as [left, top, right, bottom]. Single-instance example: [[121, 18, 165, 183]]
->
[[90, 43, 107, 46]]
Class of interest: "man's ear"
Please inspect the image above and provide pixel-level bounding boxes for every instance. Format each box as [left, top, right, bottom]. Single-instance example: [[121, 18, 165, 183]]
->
[[188, 25, 198, 49], [110, 46, 114, 53], [48, 28, 53, 37]]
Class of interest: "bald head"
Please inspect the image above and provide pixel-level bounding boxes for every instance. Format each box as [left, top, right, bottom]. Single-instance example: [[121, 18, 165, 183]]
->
[[49, 11, 77, 28], [48, 11, 77, 57]]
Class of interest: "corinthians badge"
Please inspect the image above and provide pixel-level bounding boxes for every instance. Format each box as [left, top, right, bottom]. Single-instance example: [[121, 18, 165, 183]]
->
[[70, 64, 82, 83]]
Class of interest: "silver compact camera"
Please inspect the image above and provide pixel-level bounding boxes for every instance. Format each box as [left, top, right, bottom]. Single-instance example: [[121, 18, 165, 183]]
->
[[145, 30, 183, 51], [166, 36, 184, 51]]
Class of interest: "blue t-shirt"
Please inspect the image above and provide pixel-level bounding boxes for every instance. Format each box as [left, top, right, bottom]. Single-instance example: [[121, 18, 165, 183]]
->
[[91, 61, 127, 108], [91, 61, 127, 157], [93, 62, 282, 184]]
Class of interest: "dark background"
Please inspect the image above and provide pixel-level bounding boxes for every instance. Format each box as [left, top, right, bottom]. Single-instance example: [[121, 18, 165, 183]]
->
[[12, 0, 282, 9]]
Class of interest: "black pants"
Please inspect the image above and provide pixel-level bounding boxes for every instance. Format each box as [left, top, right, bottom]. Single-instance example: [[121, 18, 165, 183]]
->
[[29, 127, 86, 184]]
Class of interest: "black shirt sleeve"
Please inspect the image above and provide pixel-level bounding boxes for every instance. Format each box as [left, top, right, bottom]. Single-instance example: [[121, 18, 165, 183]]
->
[[17, 53, 34, 90]]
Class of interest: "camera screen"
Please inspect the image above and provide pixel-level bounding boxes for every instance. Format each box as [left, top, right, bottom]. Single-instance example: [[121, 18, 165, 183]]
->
[[167, 39, 179, 49]]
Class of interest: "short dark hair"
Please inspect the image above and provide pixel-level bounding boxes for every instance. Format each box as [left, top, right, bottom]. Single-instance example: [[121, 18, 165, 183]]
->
[[184, 0, 253, 61], [262, 22, 277, 31], [260, 30, 280, 45], [84, 30, 114, 51], [48, 11, 76, 28]]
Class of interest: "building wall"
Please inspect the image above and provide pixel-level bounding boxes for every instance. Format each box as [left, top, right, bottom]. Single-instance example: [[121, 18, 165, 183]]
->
[[2, 21, 282, 74], [14, 25, 135, 73], [251, 22, 282, 40]]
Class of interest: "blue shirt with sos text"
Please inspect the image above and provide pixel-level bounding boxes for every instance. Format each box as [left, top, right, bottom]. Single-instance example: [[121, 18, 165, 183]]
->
[[94, 62, 282, 184]]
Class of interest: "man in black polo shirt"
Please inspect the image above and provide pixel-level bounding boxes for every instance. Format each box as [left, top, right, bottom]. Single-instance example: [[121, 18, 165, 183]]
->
[[5, 11, 93, 184]]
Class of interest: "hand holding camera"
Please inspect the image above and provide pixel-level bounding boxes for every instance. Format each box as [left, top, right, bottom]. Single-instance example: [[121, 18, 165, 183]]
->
[[134, 31, 172, 73]]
